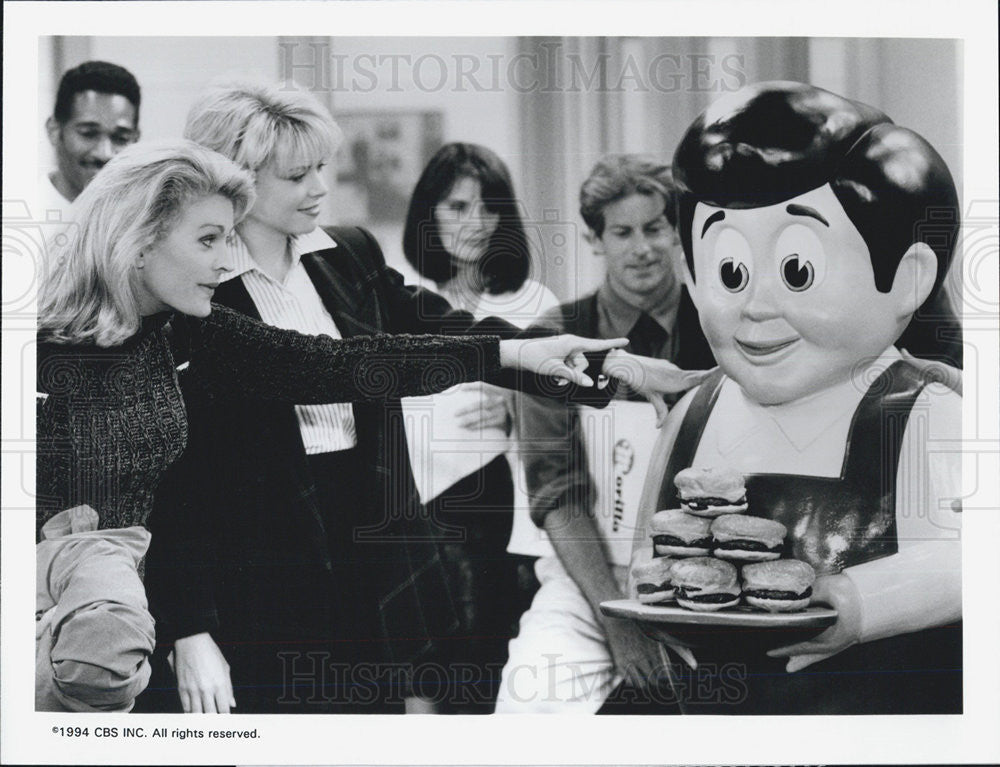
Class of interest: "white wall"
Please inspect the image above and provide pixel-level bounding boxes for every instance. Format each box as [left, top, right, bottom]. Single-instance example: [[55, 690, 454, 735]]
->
[[90, 36, 280, 142]]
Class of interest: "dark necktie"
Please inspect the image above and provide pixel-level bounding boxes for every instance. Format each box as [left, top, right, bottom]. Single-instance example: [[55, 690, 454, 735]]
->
[[622, 313, 674, 403], [628, 312, 668, 359]]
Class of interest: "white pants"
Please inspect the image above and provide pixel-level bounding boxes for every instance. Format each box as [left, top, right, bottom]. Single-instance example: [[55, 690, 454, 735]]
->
[[495, 555, 627, 713]]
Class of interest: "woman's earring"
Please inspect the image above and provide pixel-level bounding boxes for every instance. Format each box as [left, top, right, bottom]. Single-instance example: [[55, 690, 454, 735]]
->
[[136, 257, 145, 270]]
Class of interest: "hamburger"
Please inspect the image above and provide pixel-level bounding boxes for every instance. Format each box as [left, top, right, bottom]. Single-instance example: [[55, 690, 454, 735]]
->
[[632, 556, 677, 604], [710, 515, 787, 562], [741, 559, 816, 612], [670, 557, 740, 612], [674, 466, 748, 517], [650, 509, 713, 557]]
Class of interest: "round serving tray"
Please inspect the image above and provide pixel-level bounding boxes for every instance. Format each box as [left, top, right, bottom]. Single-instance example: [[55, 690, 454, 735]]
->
[[600, 598, 838, 628]]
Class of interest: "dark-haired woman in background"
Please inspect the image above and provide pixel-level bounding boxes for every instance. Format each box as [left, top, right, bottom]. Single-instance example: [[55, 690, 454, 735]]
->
[[402, 143, 560, 711]]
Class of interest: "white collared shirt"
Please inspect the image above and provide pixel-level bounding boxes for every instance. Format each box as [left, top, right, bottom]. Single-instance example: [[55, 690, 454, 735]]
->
[[39, 171, 76, 224], [703, 360, 878, 477], [223, 229, 358, 454]]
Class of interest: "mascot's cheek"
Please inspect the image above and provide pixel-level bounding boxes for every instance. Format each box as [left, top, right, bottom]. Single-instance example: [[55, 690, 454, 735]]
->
[[784, 296, 900, 360], [696, 295, 744, 349]]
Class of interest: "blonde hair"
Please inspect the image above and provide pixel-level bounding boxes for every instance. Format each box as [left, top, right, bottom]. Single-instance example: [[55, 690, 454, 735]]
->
[[184, 82, 342, 174], [39, 140, 255, 347]]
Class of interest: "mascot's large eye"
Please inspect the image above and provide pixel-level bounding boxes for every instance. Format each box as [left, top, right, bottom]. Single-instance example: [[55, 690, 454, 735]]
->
[[720, 258, 749, 292], [774, 224, 826, 293], [781, 254, 814, 291], [705, 226, 752, 294]]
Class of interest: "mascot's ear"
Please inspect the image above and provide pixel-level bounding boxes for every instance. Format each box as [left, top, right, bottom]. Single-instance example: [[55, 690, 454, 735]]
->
[[890, 242, 938, 319]]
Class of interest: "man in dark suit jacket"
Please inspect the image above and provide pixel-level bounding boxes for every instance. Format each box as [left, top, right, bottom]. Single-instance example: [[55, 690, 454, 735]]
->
[[140, 226, 610, 714], [497, 155, 715, 712]]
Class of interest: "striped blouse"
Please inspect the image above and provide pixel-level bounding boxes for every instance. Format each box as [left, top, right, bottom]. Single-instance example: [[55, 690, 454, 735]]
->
[[223, 228, 357, 454]]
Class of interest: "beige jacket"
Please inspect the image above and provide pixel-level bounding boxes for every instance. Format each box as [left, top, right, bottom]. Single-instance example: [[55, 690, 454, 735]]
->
[[36, 508, 154, 712]]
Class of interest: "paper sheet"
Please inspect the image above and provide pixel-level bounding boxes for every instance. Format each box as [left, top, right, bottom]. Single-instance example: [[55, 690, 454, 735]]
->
[[402, 382, 510, 503]]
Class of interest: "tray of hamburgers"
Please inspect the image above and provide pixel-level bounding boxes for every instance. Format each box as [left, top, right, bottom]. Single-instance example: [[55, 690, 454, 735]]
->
[[601, 467, 837, 629]]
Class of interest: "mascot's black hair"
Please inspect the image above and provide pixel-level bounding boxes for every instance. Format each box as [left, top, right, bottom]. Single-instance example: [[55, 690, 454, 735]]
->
[[673, 81, 958, 296]]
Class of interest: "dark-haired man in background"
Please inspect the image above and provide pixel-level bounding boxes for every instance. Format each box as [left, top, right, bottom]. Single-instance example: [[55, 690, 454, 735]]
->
[[497, 155, 714, 713], [41, 60, 141, 218]]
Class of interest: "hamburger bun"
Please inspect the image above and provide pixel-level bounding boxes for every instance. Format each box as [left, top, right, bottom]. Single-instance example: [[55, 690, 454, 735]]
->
[[650, 509, 713, 557], [741, 559, 816, 612], [632, 556, 677, 604], [711, 515, 787, 562], [670, 557, 740, 612], [674, 466, 748, 517]]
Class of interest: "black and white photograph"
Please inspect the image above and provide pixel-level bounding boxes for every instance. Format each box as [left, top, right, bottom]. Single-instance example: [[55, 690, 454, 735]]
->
[[2, 1, 999, 765]]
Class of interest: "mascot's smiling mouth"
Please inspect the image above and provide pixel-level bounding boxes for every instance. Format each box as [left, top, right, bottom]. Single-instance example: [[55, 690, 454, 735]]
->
[[735, 336, 800, 358]]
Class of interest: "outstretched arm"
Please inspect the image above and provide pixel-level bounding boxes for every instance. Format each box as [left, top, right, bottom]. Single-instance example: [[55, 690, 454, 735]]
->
[[183, 304, 505, 403], [332, 230, 623, 404], [183, 306, 624, 404]]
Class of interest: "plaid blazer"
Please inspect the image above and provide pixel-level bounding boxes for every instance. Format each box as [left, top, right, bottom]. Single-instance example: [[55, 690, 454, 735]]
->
[[144, 226, 548, 667]]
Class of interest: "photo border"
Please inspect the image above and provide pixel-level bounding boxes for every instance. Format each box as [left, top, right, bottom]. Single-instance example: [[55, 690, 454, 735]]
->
[[3, 1, 998, 764]]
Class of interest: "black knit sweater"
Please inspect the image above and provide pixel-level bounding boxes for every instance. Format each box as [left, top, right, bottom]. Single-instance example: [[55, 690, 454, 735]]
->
[[36, 304, 502, 535]]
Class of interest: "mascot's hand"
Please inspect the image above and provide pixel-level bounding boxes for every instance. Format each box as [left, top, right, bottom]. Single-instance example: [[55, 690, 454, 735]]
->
[[602, 352, 714, 426], [766, 573, 862, 673], [900, 349, 963, 395]]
